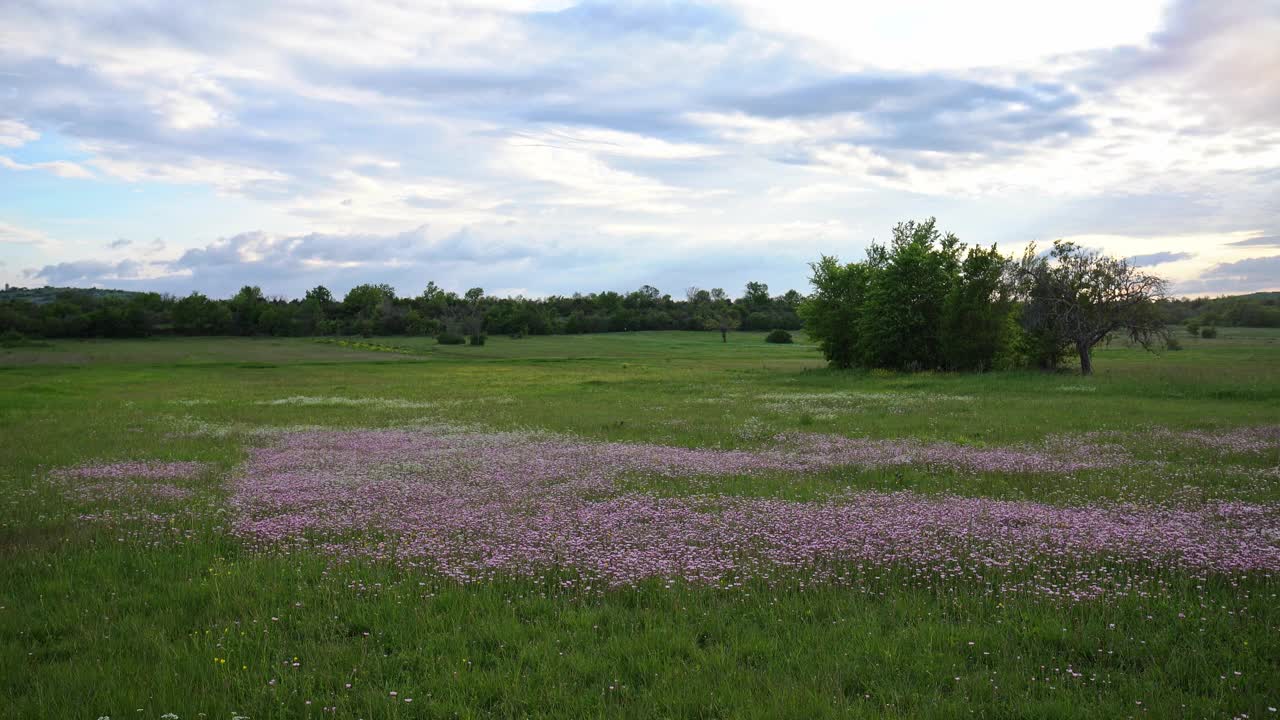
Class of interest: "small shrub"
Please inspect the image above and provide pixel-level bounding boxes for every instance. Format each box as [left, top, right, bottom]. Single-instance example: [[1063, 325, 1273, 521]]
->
[[1165, 336, 1183, 351], [1200, 326, 1218, 339], [437, 332, 465, 345], [468, 334, 486, 346], [1185, 321, 1201, 337], [765, 329, 794, 344]]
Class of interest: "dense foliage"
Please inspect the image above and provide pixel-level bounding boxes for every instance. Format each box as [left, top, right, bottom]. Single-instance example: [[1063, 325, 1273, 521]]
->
[[802, 220, 1173, 374], [801, 219, 1017, 371], [0, 281, 802, 340]]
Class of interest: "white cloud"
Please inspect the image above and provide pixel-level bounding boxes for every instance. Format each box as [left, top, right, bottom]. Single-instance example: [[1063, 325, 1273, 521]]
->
[[512, 126, 720, 160], [723, 0, 1170, 71], [0, 221, 55, 247], [686, 111, 876, 145], [0, 155, 93, 178], [84, 146, 286, 194], [1, 0, 1277, 296], [499, 136, 697, 214], [0, 119, 39, 148]]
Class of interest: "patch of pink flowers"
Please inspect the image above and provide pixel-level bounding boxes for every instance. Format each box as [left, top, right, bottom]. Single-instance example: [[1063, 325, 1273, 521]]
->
[[49, 460, 208, 505], [1168, 425, 1280, 455], [51, 460, 210, 481], [67, 481, 195, 503], [228, 429, 1280, 599]]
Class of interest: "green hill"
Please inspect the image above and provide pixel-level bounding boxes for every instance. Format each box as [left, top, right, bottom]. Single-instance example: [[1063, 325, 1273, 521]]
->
[[1161, 291, 1280, 327], [0, 285, 147, 305]]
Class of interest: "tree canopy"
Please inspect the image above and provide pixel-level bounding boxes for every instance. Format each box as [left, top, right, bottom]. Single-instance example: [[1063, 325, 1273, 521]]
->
[[802, 218, 1015, 371], [802, 220, 1169, 374]]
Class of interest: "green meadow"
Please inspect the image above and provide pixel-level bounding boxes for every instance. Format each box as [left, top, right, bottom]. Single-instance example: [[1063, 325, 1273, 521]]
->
[[2, 329, 1277, 718]]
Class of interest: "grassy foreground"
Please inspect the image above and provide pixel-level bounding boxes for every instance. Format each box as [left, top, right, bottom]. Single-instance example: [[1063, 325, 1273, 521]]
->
[[2, 330, 1278, 718]]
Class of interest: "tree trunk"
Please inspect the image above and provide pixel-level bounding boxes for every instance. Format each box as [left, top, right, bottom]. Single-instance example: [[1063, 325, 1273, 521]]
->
[[1077, 341, 1093, 376]]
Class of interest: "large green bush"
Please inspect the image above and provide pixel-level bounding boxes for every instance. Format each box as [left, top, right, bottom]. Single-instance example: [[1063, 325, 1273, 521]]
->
[[802, 218, 1014, 371]]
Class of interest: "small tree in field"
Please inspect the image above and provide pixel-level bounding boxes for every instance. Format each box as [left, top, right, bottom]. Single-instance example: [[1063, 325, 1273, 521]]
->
[[1015, 241, 1168, 375], [706, 308, 740, 342]]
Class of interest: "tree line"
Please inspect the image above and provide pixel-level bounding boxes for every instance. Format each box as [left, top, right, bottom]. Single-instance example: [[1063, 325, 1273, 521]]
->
[[0, 280, 802, 342], [4, 217, 1264, 375], [800, 218, 1169, 375], [1159, 292, 1280, 329]]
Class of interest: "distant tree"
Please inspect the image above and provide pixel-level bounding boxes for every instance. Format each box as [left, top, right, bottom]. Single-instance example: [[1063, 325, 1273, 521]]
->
[[628, 285, 661, 308], [742, 281, 770, 309], [421, 281, 445, 302], [305, 285, 334, 305], [685, 286, 711, 305], [451, 287, 485, 344], [706, 306, 740, 342], [173, 292, 231, 335], [1015, 241, 1169, 375], [343, 284, 395, 318], [296, 286, 335, 335], [228, 285, 266, 335]]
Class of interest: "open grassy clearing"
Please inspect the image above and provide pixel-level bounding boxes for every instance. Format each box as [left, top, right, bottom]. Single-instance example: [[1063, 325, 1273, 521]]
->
[[2, 329, 1278, 718]]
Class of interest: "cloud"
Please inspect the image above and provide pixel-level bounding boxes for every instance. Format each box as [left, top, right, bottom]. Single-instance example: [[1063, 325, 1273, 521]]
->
[[0, 221, 54, 247], [1177, 255, 1280, 295], [509, 126, 720, 160], [532, 2, 737, 40], [722, 74, 1087, 153], [0, 155, 93, 178], [1228, 235, 1280, 249], [26, 223, 608, 297], [29, 258, 148, 285], [1127, 251, 1193, 266], [0, 118, 39, 147], [723, 0, 1169, 72], [2, 0, 1278, 296], [1126, 0, 1280, 125]]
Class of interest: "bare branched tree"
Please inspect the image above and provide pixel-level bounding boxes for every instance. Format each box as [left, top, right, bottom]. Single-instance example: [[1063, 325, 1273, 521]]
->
[[1015, 241, 1169, 375]]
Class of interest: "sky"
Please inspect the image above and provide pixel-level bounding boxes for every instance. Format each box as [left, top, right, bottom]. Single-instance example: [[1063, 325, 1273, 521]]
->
[[1, 0, 1278, 300]]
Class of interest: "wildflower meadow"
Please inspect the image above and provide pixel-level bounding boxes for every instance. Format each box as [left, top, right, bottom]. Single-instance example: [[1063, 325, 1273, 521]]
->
[[2, 329, 1278, 718]]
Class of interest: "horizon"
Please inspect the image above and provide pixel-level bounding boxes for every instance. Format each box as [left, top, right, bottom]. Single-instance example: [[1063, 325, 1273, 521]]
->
[[2, 0, 1278, 298], [4, 278, 1277, 304]]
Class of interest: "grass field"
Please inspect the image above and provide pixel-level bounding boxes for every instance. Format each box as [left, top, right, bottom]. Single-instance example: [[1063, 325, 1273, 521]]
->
[[2, 329, 1278, 718]]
